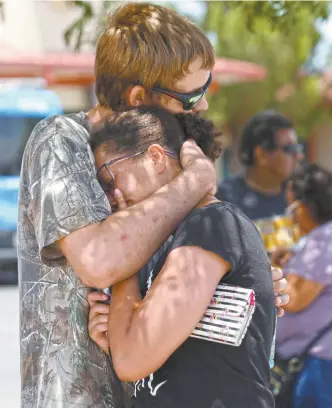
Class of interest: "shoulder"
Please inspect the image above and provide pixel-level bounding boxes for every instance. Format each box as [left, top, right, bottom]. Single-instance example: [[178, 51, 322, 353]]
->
[[170, 203, 266, 279], [218, 174, 246, 189], [177, 202, 252, 234], [172, 202, 258, 266], [286, 222, 332, 282], [216, 174, 247, 201], [25, 113, 90, 160], [297, 221, 332, 261]]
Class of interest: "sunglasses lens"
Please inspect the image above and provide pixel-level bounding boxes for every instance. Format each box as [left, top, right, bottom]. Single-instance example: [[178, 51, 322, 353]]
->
[[283, 144, 303, 155], [183, 93, 204, 110]]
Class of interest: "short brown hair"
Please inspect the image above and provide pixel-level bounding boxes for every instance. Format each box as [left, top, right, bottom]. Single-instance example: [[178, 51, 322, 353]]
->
[[95, 2, 215, 109]]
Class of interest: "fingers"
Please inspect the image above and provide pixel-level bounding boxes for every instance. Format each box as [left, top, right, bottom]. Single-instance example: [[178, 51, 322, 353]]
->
[[89, 302, 110, 320], [88, 311, 109, 333], [273, 277, 288, 295], [276, 293, 290, 317], [271, 266, 289, 317], [88, 291, 109, 307], [271, 266, 283, 282], [276, 307, 285, 318], [89, 323, 109, 340], [114, 188, 128, 210], [275, 293, 290, 307]]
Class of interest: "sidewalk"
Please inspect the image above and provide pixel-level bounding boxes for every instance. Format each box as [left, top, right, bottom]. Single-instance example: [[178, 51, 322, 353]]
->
[[0, 286, 20, 408]]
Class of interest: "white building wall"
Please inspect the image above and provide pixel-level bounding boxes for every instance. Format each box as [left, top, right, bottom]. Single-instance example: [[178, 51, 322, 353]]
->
[[0, 0, 96, 111]]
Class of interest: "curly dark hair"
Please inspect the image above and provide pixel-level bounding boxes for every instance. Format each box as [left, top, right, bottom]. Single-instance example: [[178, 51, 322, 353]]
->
[[287, 163, 332, 225], [90, 105, 222, 162], [239, 110, 293, 166]]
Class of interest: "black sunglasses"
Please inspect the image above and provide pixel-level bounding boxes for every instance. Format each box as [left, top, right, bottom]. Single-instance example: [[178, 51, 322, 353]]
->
[[151, 73, 212, 111], [277, 144, 304, 156]]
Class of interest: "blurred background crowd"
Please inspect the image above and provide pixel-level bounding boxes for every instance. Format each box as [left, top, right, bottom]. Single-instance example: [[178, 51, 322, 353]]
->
[[1, 1, 332, 407]]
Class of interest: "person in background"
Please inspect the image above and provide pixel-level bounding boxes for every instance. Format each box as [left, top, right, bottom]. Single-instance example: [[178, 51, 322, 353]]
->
[[272, 164, 332, 408], [217, 110, 304, 253], [88, 105, 275, 408], [18, 3, 288, 408]]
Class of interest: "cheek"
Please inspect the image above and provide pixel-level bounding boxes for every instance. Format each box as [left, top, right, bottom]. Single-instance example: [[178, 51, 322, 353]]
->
[[115, 171, 139, 196], [274, 154, 292, 175], [155, 94, 184, 113], [283, 156, 297, 173]]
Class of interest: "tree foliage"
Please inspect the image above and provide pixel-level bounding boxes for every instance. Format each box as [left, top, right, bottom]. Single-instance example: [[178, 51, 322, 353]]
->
[[0, 0, 329, 140], [202, 1, 330, 142], [42, 1, 330, 52]]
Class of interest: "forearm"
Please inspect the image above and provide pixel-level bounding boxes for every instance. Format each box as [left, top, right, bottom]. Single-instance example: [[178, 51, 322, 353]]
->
[[108, 275, 143, 380], [108, 247, 225, 381], [283, 277, 324, 313], [63, 163, 213, 288]]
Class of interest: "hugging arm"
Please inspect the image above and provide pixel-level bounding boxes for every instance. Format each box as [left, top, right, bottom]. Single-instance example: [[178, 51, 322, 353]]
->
[[28, 118, 216, 289], [108, 246, 229, 381]]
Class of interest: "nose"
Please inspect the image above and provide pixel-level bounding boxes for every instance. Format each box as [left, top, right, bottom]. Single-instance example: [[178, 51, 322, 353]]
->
[[192, 95, 209, 113]]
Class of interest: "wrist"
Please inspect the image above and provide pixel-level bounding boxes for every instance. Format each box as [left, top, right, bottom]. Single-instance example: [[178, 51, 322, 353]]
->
[[185, 159, 216, 194]]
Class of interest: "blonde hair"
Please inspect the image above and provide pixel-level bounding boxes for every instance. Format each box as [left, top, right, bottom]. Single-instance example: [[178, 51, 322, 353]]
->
[[95, 2, 215, 109]]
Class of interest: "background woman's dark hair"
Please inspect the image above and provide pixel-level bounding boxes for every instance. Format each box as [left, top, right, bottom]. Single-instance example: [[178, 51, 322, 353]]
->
[[90, 105, 222, 162], [287, 163, 332, 224]]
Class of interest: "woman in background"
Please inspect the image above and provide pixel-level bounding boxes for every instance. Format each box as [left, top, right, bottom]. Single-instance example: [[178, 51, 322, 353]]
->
[[273, 164, 332, 408]]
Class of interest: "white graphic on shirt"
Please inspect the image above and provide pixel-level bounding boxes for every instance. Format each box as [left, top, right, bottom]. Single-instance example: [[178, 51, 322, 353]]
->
[[134, 373, 168, 397]]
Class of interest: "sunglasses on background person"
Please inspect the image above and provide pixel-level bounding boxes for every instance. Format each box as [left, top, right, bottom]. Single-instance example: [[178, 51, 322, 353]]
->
[[276, 143, 304, 157], [261, 140, 304, 157]]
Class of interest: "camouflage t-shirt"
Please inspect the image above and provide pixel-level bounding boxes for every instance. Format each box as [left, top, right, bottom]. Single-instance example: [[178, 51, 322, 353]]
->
[[18, 113, 126, 408]]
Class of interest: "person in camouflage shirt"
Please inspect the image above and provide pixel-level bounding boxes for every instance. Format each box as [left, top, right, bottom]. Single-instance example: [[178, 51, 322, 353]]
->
[[18, 3, 289, 408]]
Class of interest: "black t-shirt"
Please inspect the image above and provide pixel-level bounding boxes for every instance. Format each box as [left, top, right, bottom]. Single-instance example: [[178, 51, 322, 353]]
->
[[216, 174, 287, 221], [133, 202, 275, 408]]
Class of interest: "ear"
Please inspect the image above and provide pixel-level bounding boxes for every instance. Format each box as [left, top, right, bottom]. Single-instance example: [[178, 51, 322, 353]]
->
[[126, 85, 150, 107], [147, 144, 167, 173], [254, 146, 269, 166]]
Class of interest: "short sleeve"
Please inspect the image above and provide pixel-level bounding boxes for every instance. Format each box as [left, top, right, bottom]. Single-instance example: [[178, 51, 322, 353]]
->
[[170, 204, 245, 278], [284, 233, 332, 286], [26, 116, 111, 265]]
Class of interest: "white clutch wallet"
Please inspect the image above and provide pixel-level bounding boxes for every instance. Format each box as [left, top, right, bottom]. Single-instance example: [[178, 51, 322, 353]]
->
[[190, 283, 256, 347]]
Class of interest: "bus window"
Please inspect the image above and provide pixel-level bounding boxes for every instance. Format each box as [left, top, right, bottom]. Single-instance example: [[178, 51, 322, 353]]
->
[[0, 116, 43, 176]]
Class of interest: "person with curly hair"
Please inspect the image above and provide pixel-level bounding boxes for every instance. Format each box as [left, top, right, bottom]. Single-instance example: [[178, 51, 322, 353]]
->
[[272, 164, 332, 408], [88, 105, 275, 408]]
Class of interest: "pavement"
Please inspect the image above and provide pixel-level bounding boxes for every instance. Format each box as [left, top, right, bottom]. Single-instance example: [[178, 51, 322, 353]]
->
[[0, 285, 20, 408]]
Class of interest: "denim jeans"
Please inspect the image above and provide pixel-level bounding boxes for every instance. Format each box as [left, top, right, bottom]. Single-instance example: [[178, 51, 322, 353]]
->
[[293, 355, 332, 408]]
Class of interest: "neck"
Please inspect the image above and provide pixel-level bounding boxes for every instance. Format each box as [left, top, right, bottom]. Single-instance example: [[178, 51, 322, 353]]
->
[[196, 194, 218, 209], [87, 105, 112, 126], [245, 167, 282, 195]]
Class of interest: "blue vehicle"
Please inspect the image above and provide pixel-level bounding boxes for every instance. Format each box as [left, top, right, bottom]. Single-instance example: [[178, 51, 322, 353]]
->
[[0, 84, 63, 283]]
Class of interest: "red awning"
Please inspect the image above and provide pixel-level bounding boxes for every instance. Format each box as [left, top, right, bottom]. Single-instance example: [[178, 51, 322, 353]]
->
[[213, 57, 267, 83], [0, 44, 267, 86]]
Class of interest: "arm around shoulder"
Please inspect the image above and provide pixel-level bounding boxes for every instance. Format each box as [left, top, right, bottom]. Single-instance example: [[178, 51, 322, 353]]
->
[[108, 244, 230, 381]]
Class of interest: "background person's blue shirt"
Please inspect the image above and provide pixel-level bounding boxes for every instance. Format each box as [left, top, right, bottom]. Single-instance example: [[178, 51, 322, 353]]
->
[[217, 174, 299, 253], [216, 174, 287, 220]]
